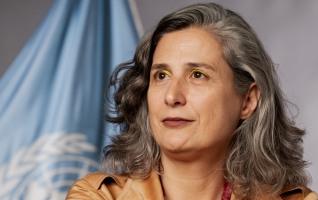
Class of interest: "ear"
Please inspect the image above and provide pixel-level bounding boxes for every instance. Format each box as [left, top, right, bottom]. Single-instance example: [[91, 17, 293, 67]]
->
[[240, 83, 260, 120]]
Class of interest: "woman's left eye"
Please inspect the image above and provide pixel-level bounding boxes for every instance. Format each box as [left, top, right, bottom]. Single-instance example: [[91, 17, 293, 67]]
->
[[190, 70, 207, 79]]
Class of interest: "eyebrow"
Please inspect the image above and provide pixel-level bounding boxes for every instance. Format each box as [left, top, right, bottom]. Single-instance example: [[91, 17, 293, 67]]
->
[[151, 62, 216, 72], [187, 62, 216, 72], [151, 63, 168, 70]]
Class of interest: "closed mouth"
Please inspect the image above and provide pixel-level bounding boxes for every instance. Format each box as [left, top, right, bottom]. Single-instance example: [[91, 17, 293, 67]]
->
[[162, 117, 194, 128]]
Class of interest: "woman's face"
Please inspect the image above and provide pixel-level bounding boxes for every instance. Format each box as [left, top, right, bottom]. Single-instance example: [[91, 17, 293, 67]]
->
[[147, 27, 244, 159]]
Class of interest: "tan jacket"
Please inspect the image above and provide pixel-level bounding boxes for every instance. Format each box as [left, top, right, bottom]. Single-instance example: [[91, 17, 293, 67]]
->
[[66, 171, 318, 200]]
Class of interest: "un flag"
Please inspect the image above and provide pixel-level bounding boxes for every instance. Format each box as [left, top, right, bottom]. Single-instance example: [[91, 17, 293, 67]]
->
[[0, 0, 139, 199]]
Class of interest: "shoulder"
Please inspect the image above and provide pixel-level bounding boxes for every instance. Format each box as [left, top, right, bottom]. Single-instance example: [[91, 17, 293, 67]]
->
[[66, 172, 128, 200], [279, 186, 318, 200], [230, 186, 318, 200], [66, 171, 164, 200]]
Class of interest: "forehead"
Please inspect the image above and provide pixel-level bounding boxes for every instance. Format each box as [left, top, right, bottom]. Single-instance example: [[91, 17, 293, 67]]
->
[[152, 27, 224, 67], [156, 27, 221, 48]]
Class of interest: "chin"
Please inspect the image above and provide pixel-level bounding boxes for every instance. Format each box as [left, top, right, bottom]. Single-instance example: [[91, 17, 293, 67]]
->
[[161, 143, 198, 158]]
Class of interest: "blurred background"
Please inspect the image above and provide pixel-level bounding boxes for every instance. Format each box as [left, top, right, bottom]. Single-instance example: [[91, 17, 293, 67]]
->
[[1, 0, 317, 192]]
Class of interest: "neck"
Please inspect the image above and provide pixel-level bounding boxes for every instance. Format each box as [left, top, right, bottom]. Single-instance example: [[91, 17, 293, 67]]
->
[[160, 152, 226, 200]]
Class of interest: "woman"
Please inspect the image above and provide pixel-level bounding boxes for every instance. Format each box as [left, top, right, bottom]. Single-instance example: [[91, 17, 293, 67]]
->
[[67, 3, 317, 200]]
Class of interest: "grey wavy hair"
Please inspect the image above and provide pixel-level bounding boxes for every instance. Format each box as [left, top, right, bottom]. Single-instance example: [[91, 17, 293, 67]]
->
[[103, 2, 309, 199]]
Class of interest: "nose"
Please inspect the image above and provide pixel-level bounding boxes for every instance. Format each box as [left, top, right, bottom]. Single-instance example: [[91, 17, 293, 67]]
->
[[165, 78, 186, 107]]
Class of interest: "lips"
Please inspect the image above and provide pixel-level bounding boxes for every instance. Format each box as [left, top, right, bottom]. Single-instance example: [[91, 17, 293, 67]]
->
[[162, 117, 194, 128]]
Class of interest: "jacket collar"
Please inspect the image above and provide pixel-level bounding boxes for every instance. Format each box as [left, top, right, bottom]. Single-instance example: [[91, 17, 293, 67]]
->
[[229, 184, 311, 200], [134, 172, 312, 200], [117, 171, 164, 200], [279, 185, 312, 200], [97, 171, 310, 200]]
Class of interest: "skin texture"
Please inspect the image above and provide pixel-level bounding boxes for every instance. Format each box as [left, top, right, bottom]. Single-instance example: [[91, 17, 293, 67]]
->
[[147, 27, 259, 200], [148, 27, 244, 160]]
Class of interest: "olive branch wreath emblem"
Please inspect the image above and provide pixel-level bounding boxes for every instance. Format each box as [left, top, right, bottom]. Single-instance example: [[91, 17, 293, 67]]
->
[[0, 132, 100, 199]]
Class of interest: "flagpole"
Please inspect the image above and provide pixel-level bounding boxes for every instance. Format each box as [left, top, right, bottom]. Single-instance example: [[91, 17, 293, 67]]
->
[[128, 0, 144, 38]]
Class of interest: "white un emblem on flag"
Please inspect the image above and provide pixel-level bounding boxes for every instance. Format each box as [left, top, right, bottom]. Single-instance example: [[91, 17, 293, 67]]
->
[[0, 132, 100, 200]]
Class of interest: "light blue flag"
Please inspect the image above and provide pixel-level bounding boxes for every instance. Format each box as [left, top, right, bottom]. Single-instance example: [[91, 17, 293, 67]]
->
[[0, 0, 139, 199]]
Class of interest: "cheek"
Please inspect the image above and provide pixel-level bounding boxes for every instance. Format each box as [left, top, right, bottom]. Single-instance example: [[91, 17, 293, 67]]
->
[[197, 90, 240, 128], [147, 90, 159, 128], [147, 91, 156, 114], [147, 86, 165, 113]]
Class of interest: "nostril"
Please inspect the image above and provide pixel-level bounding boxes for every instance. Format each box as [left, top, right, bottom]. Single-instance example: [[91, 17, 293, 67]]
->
[[165, 94, 186, 107], [164, 81, 186, 106]]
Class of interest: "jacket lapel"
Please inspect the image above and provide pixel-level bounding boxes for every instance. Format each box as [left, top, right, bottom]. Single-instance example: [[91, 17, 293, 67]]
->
[[118, 171, 165, 200]]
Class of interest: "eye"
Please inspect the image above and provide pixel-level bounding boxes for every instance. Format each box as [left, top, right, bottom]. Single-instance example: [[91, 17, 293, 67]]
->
[[157, 72, 167, 80], [154, 70, 171, 80], [190, 70, 208, 79]]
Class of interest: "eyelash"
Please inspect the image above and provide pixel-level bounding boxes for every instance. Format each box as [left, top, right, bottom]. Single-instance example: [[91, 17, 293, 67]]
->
[[154, 70, 171, 80], [189, 70, 208, 79]]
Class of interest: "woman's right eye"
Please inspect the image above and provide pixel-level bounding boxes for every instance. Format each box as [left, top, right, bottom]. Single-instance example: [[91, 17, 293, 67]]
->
[[154, 70, 171, 80]]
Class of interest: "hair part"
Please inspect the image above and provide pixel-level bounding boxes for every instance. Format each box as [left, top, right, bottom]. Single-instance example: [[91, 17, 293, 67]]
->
[[103, 3, 309, 199]]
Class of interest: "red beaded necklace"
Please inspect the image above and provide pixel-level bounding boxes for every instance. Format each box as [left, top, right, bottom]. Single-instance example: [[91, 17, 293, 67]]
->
[[221, 182, 231, 200]]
